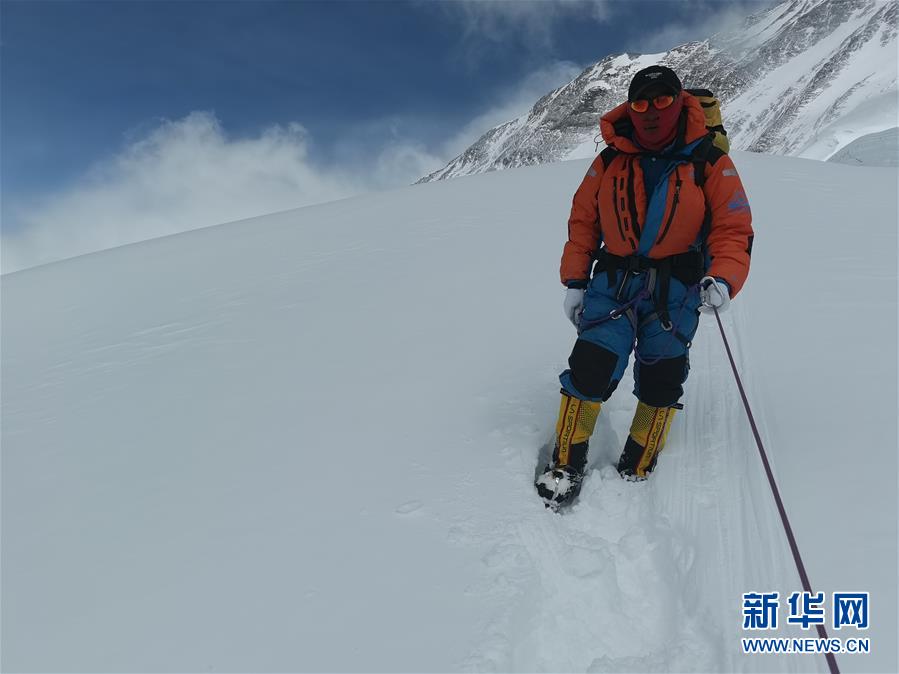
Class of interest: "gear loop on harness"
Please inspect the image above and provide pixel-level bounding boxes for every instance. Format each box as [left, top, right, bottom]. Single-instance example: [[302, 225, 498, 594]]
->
[[579, 250, 703, 345]]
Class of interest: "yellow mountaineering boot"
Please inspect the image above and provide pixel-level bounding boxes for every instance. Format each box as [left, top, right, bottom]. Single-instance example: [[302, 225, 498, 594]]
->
[[616, 401, 680, 480], [535, 390, 601, 510]]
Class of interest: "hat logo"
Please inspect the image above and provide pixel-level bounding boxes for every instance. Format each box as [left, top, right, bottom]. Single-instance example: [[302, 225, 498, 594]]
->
[[646, 72, 662, 79]]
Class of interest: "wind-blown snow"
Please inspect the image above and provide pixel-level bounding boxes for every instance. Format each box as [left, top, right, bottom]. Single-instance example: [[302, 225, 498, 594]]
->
[[2, 153, 897, 673]]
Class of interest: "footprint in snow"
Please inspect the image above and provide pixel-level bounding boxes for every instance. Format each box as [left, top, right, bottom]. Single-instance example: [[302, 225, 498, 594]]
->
[[395, 500, 423, 515]]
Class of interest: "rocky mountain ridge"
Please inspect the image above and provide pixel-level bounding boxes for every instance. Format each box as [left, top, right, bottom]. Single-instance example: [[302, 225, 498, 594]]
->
[[419, 0, 897, 182]]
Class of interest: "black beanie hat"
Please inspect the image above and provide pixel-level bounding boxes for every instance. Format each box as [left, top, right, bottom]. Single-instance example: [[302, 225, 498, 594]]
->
[[628, 65, 683, 101]]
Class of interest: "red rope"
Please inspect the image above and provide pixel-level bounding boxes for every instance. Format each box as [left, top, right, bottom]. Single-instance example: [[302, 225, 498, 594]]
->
[[713, 308, 839, 674]]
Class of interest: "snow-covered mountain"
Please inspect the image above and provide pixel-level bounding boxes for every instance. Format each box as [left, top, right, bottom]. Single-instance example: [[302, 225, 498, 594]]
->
[[419, 0, 898, 182], [827, 125, 899, 165], [3, 153, 897, 672]]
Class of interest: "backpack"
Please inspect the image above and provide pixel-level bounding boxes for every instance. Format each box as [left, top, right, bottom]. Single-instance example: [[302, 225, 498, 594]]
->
[[685, 88, 729, 154]]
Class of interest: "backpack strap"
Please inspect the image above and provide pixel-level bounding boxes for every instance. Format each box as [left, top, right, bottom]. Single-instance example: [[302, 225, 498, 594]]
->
[[690, 135, 712, 188], [599, 145, 619, 171], [688, 135, 726, 249], [613, 116, 634, 140]]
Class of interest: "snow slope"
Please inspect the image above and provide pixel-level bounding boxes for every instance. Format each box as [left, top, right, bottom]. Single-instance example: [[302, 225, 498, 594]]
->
[[827, 126, 899, 166], [2, 153, 896, 673]]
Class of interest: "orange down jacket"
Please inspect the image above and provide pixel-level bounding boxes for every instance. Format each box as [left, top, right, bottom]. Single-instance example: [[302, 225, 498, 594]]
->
[[560, 93, 754, 296]]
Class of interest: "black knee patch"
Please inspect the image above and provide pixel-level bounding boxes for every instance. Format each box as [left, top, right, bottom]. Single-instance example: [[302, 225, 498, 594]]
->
[[568, 339, 619, 400], [635, 355, 689, 407]]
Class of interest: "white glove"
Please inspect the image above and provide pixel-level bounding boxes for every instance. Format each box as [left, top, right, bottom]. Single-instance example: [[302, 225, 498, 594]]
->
[[699, 276, 731, 314], [563, 288, 586, 327]]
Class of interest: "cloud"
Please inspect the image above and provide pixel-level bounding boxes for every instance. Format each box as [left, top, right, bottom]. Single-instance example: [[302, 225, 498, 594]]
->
[[440, 61, 584, 157], [624, 1, 772, 54], [422, 0, 614, 58], [1, 60, 584, 274], [329, 60, 582, 180], [328, 115, 446, 191], [1, 112, 393, 273]]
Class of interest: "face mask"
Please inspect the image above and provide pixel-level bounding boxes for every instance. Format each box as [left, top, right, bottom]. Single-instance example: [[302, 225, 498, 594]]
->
[[626, 92, 684, 151]]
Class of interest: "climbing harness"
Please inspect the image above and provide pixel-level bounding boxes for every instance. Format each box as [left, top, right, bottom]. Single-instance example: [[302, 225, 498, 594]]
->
[[577, 249, 703, 365]]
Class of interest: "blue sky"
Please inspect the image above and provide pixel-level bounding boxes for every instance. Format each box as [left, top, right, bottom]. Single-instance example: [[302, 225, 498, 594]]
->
[[1, 0, 770, 270]]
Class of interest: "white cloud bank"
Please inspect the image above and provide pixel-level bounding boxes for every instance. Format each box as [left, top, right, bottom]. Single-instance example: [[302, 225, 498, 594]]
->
[[2, 113, 361, 273], [622, 1, 773, 54], [433, 0, 613, 52], [3, 61, 582, 274]]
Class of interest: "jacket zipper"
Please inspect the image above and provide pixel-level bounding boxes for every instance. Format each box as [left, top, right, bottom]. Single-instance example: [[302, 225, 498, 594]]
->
[[656, 170, 682, 245], [626, 158, 641, 241], [612, 174, 626, 243]]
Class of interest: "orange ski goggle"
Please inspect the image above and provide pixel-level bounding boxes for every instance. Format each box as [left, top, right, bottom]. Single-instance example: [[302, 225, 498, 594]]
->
[[629, 94, 676, 113]]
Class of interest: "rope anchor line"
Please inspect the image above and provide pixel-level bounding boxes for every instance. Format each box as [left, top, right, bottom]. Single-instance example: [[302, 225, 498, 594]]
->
[[713, 307, 840, 674]]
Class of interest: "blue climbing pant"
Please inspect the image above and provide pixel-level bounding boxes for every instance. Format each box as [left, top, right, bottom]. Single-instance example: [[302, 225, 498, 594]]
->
[[559, 268, 702, 407]]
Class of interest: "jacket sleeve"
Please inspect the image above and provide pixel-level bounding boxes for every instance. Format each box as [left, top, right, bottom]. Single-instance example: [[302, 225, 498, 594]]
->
[[703, 155, 754, 297], [560, 156, 604, 287]]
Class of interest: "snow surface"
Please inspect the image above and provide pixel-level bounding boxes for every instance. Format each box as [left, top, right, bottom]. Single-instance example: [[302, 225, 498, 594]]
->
[[2, 152, 897, 673], [827, 126, 899, 166]]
